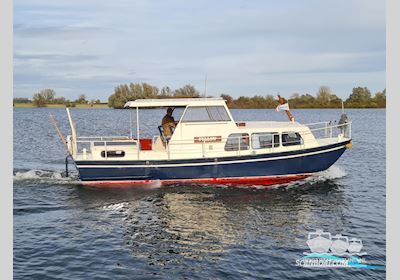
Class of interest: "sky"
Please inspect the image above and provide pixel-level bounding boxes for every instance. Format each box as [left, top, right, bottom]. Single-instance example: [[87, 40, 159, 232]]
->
[[13, 0, 386, 101]]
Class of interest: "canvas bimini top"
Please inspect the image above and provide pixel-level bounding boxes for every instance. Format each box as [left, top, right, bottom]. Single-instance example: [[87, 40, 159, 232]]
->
[[124, 97, 226, 108]]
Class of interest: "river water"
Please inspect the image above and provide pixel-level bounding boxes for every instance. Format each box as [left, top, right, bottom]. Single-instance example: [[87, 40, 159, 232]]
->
[[13, 108, 385, 279]]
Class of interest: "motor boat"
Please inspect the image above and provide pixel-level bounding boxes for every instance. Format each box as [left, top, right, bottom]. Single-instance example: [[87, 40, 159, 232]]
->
[[56, 97, 352, 187], [330, 234, 350, 255], [348, 238, 363, 254], [306, 229, 333, 254]]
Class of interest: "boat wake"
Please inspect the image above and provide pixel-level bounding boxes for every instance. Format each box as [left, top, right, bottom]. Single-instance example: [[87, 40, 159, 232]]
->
[[310, 165, 347, 182], [243, 165, 347, 190], [13, 169, 79, 185], [278, 165, 347, 189], [13, 165, 347, 188]]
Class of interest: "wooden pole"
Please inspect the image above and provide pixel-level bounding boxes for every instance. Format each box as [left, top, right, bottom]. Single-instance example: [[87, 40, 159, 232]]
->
[[277, 95, 294, 122], [49, 114, 69, 152]]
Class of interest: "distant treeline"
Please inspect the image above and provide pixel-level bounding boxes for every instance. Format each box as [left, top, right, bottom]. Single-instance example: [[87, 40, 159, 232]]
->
[[13, 89, 102, 107], [14, 84, 386, 109], [224, 86, 386, 109], [107, 83, 385, 109], [108, 84, 201, 108]]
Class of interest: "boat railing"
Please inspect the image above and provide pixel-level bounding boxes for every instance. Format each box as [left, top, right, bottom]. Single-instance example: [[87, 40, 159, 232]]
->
[[76, 136, 132, 141], [71, 122, 351, 160], [306, 121, 352, 139], [74, 136, 138, 160], [304, 121, 331, 126], [74, 134, 255, 160]]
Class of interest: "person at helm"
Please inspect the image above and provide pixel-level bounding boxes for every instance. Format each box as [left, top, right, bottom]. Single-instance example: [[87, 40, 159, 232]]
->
[[162, 107, 176, 137]]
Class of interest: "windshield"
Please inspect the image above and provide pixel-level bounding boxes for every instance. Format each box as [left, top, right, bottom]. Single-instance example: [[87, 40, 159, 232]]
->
[[181, 106, 231, 122]]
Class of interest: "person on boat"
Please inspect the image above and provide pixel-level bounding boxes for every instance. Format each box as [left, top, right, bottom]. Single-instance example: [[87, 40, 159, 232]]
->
[[162, 107, 176, 137]]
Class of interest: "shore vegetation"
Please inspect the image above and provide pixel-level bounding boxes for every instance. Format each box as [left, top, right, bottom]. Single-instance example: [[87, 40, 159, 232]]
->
[[14, 85, 385, 109]]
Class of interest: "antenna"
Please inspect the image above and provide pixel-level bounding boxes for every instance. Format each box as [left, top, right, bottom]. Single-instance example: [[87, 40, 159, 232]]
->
[[341, 101, 345, 114], [203, 73, 207, 98]]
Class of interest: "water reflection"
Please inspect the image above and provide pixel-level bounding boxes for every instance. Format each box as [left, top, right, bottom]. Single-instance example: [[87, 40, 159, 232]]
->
[[214, 180, 351, 248], [161, 192, 237, 258], [73, 178, 350, 266]]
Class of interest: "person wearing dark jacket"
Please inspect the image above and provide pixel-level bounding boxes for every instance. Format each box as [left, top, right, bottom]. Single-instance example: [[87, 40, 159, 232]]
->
[[162, 107, 176, 137]]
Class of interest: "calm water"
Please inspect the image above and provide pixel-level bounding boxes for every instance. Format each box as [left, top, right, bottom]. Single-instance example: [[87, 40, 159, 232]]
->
[[13, 108, 386, 279]]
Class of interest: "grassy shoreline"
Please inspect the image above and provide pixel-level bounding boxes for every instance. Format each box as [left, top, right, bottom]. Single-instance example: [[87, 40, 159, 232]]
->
[[13, 103, 109, 108]]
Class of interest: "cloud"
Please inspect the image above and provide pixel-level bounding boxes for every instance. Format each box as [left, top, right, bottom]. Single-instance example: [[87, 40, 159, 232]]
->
[[13, 0, 385, 99], [13, 24, 102, 38], [206, 51, 385, 75], [14, 51, 99, 62]]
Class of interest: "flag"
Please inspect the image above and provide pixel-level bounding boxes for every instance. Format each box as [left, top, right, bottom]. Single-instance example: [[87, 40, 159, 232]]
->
[[276, 102, 290, 112]]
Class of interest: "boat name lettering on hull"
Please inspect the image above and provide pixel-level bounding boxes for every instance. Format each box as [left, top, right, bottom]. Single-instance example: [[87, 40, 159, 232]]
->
[[194, 136, 222, 143]]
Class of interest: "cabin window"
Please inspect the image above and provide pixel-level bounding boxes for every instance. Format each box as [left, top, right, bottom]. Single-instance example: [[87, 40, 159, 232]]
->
[[224, 133, 250, 151], [282, 132, 303, 146], [101, 150, 126, 158], [182, 107, 211, 122], [207, 106, 231, 121], [182, 106, 231, 122], [251, 133, 279, 149]]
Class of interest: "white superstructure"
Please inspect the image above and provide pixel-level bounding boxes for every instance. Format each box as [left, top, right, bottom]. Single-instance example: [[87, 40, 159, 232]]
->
[[64, 98, 352, 163]]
